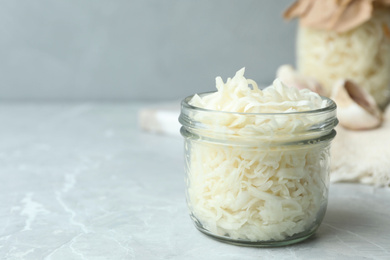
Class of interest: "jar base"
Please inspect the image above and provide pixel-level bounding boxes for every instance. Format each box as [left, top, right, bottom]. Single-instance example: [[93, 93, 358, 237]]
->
[[193, 221, 317, 247]]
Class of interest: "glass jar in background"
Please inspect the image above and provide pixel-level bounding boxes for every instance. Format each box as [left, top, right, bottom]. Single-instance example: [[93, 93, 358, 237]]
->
[[297, 7, 390, 109], [179, 93, 338, 247]]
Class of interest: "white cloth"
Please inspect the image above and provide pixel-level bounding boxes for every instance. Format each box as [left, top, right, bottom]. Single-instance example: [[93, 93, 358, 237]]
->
[[331, 106, 390, 186]]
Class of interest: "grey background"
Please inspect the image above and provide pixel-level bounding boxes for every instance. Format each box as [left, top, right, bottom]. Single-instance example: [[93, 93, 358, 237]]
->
[[0, 0, 296, 101]]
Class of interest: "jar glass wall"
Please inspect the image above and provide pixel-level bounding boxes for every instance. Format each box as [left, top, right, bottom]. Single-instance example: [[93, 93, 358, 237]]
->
[[179, 94, 338, 247]]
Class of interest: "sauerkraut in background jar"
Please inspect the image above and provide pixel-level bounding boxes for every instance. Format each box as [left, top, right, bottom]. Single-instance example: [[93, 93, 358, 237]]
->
[[285, 1, 390, 108], [179, 69, 338, 246]]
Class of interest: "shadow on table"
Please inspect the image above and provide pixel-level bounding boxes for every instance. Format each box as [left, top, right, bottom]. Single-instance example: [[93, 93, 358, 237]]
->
[[298, 199, 387, 247]]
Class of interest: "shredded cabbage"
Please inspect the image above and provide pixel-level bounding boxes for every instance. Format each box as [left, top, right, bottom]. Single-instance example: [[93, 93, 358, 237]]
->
[[190, 68, 326, 114], [186, 69, 330, 241], [297, 8, 390, 108]]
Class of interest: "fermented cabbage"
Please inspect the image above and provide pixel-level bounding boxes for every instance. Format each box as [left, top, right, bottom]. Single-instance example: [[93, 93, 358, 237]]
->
[[297, 8, 390, 108], [185, 69, 331, 241]]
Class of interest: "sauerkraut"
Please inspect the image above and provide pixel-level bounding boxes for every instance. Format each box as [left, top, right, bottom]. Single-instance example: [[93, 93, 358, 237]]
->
[[184, 69, 333, 242], [297, 8, 390, 108]]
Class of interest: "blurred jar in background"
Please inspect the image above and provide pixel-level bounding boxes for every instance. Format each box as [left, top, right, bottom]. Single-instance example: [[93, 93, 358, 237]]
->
[[285, 0, 390, 109]]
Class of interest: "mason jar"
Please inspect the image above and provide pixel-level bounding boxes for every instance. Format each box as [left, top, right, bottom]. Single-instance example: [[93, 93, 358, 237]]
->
[[297, 7, 390, 109], [179, 93, 338, 247]]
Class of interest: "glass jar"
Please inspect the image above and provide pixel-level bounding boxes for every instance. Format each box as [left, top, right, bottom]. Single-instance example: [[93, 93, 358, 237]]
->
[[179, 93, 338, 247], [297, 7, 390, 109]]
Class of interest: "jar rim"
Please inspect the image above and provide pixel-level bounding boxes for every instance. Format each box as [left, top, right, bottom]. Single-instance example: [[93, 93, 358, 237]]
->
[[181, 91, 337, 116], [179, 91, 338, 145]]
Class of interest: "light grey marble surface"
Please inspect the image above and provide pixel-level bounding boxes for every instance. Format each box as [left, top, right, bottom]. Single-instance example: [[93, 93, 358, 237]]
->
[[1, 102, 390, 260]]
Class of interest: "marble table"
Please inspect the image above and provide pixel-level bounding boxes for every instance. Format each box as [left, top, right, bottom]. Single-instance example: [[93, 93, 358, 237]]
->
[[1, 102, 389, 260]]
